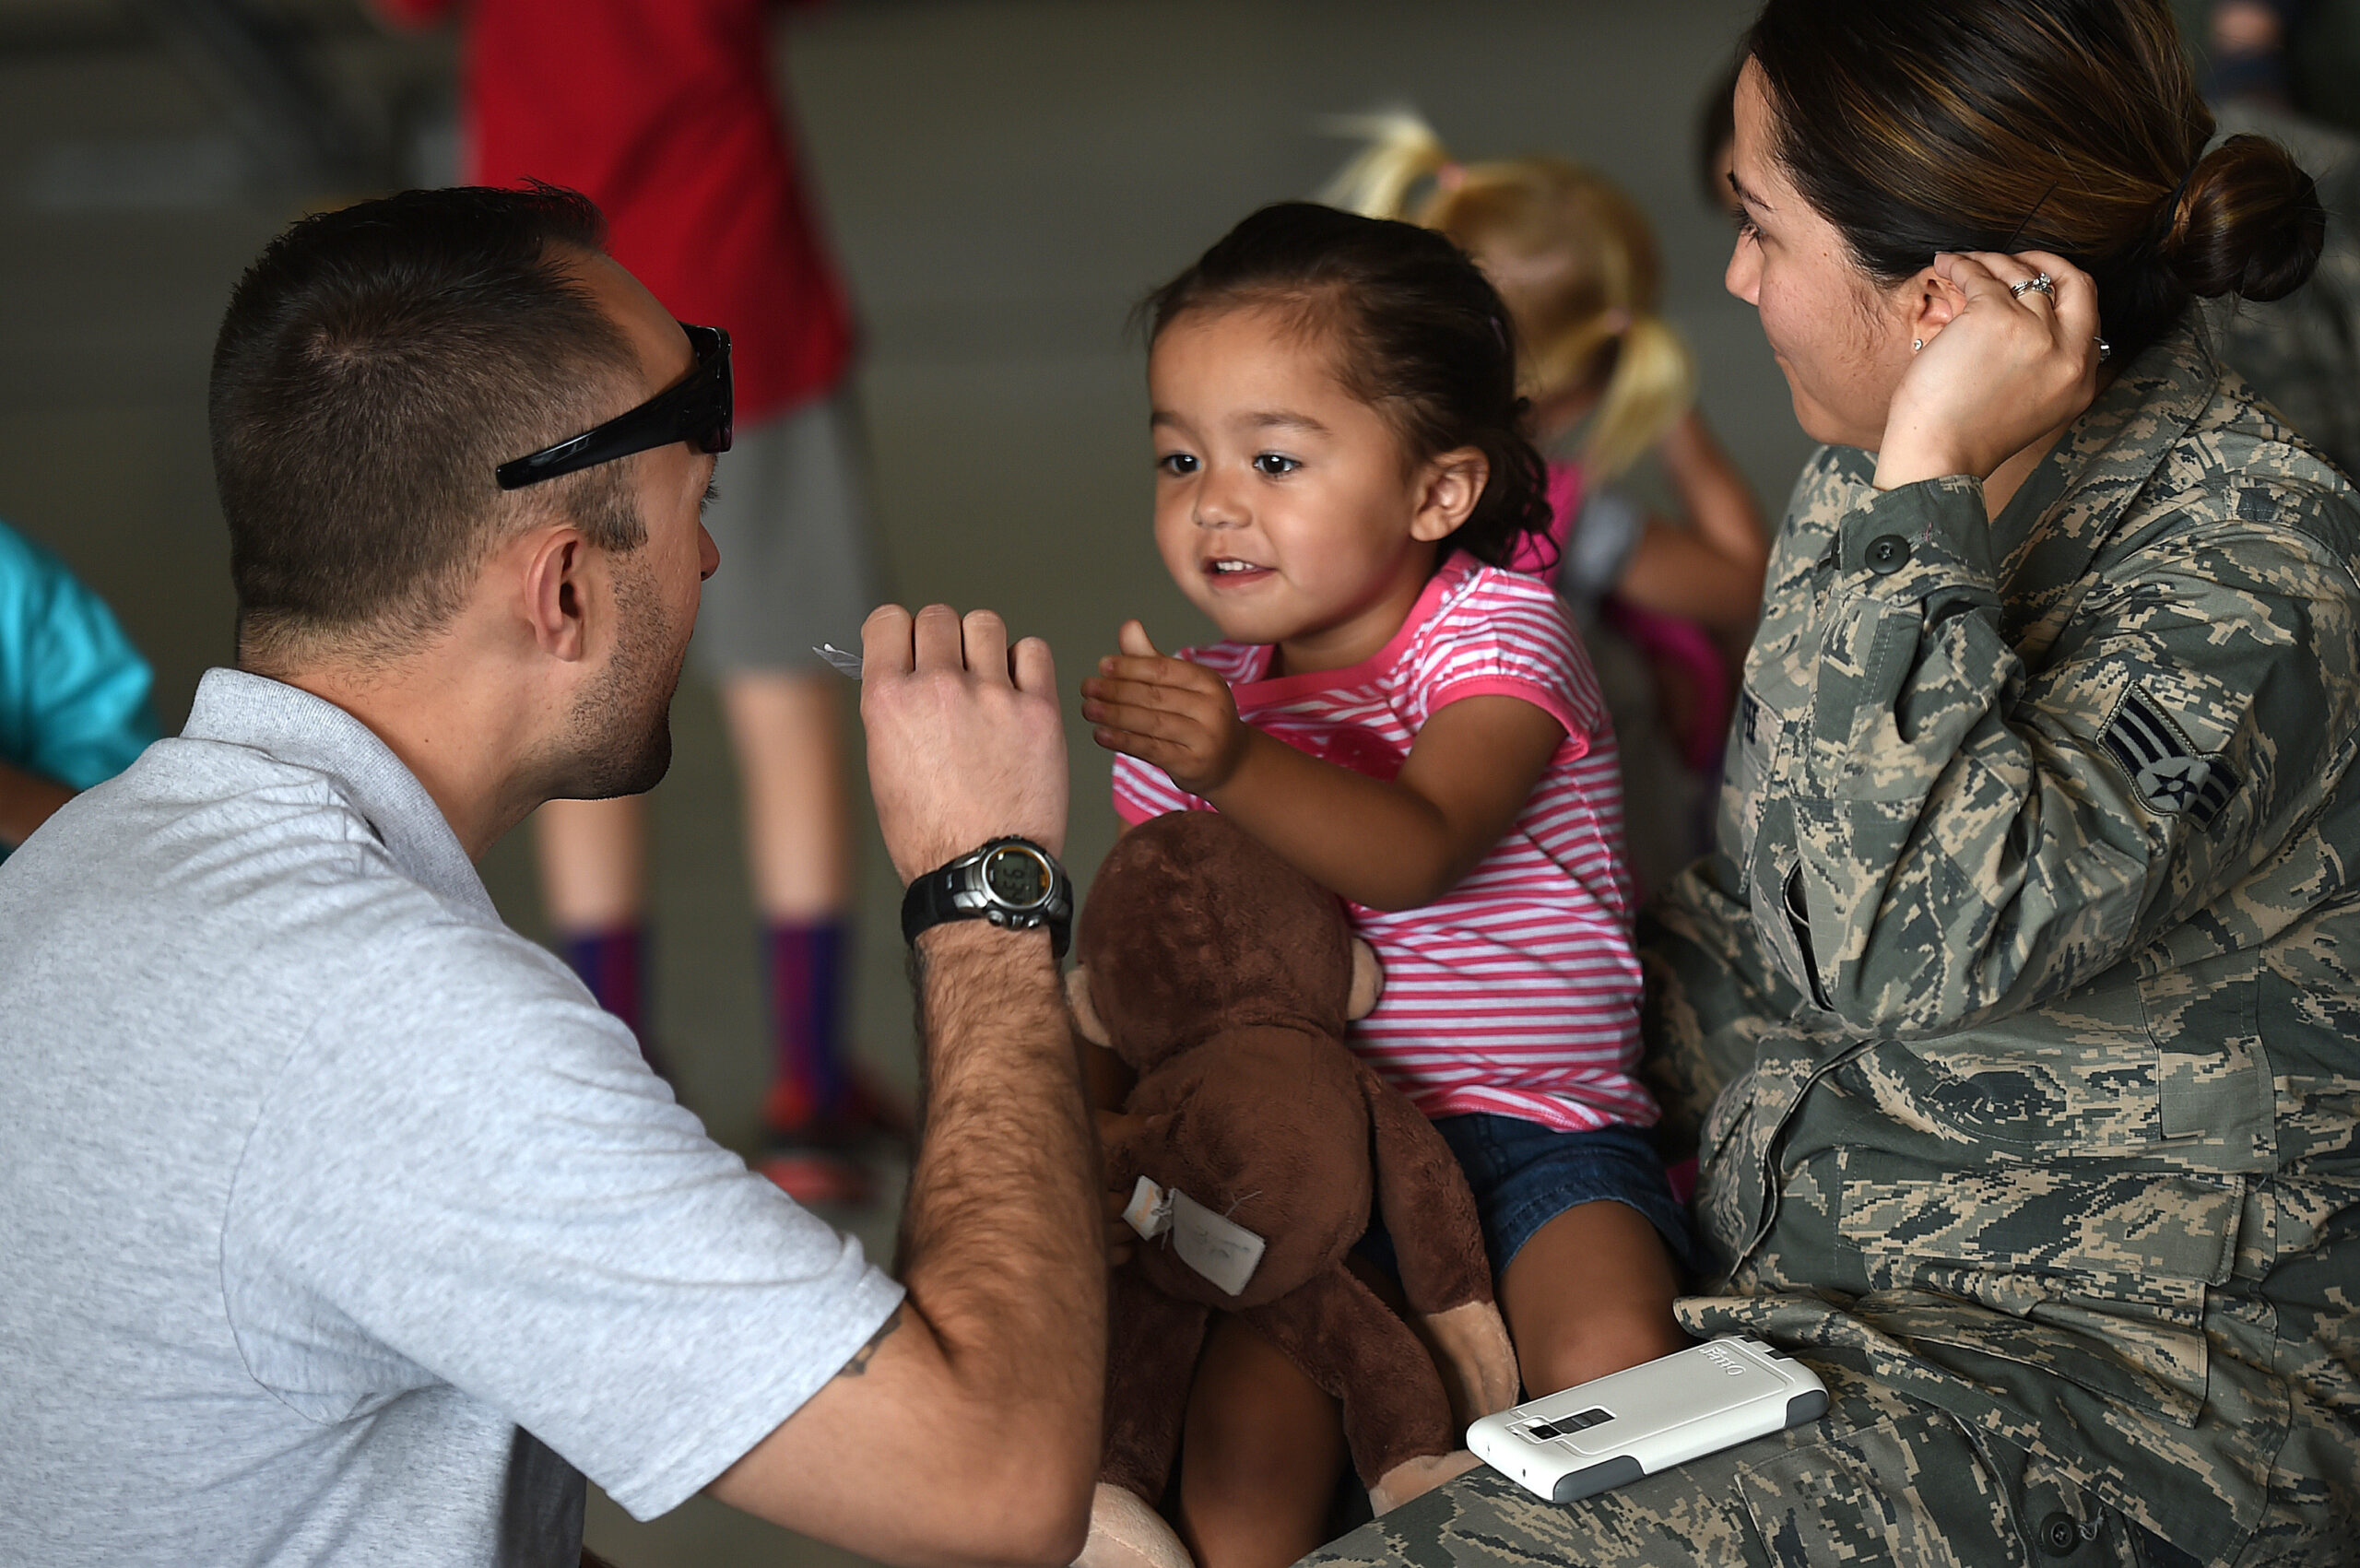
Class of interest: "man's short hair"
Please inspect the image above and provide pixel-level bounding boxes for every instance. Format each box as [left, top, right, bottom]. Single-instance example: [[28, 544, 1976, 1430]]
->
[[210, 184, 644, 667]]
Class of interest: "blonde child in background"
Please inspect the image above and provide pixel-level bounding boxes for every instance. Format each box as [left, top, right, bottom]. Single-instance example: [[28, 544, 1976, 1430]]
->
[[1080, 202, 1692, 1568], [1326, 114, 1770, 892]]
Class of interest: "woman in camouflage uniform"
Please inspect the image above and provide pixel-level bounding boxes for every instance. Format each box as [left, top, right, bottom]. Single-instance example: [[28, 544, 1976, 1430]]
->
[[1308, 2, 2356, 1564]]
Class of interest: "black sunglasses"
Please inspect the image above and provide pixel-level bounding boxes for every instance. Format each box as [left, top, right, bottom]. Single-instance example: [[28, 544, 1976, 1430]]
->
[[495, 323, 734, 490]]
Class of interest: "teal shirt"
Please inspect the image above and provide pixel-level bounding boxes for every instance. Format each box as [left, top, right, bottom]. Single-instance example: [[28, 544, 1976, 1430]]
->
[[0, 518, 157, 855]]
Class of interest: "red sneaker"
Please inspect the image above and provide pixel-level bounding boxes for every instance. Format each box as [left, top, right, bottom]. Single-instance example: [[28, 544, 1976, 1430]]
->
[[761, 1069, 914, 1157], [753, 1142, 876, 1208]]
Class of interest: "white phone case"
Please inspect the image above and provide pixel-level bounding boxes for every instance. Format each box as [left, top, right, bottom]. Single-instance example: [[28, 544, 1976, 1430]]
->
[[1468, 1337, 1828, 1503]]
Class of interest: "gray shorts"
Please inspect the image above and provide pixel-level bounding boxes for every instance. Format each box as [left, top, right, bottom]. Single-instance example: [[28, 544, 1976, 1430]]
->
[[691, 390, 880, 677]]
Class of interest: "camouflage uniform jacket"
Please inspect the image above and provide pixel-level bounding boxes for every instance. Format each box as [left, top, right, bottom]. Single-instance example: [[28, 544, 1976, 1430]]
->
[[1646, 316, 2360, 1558]]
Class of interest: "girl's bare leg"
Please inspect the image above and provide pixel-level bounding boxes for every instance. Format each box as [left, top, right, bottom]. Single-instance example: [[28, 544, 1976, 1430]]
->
[[1497, 1199, 1689, 1397], [722, 669, 853, 922], [534, 795, 646, 933], [1177, 1315, 1349, 1568]]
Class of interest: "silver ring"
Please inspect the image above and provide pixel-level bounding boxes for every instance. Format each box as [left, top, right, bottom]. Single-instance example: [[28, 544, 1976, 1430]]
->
[[2010, 271, 2056, 301]]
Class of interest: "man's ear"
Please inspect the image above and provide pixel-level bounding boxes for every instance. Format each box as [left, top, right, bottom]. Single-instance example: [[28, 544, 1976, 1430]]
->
[[1909, 266, 1965, 351], [519, 525, 593, 663], [1410, 447, 1490, 544]]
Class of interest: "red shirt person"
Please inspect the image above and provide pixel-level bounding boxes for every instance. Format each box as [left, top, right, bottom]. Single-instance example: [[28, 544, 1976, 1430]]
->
[[378, 0, 852, 422]]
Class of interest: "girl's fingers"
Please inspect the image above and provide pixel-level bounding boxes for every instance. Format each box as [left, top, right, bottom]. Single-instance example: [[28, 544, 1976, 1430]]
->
[[1085, 699, 1210, 749], [1088, 701, 1211, 760], [1082, 675, 1219, 715], [1090, 725, 1186, 771], [1094, 653, 1217, 691], [1116, 620, 1161, 659]]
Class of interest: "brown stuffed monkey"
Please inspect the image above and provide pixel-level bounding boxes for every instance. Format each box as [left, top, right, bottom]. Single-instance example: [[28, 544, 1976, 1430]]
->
[[1067, 810, 1518, 1568]]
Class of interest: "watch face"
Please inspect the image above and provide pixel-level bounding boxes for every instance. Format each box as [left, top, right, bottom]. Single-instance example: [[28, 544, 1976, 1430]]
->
[[983, 844, 1052, 908]]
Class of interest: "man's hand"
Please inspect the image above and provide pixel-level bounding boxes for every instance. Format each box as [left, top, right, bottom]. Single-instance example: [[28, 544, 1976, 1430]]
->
[[1080, 621, 1249, 796], [861, 604, 1068, 881]]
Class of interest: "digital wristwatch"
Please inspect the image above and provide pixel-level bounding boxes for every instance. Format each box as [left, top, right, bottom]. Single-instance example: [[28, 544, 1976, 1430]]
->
[[899, 837, 1073, 959]]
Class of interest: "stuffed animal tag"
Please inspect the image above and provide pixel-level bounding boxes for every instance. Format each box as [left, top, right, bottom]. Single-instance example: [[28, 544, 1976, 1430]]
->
[[1123, 1176, 1267, 1296], [1124, 1175, 1176, 1240], [1169, 1191, 1268, 1297]]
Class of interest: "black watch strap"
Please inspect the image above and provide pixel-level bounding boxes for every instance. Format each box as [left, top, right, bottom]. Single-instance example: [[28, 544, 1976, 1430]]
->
[[901, 837, 1072, 958]]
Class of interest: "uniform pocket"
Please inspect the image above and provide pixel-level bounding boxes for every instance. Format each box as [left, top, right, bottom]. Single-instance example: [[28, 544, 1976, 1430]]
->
[[1731, 685, 1779, 898], [1733, 662, 1812, 897], [1835, 1154, 2239, 1422], [2137, 954, 2273, 1161]]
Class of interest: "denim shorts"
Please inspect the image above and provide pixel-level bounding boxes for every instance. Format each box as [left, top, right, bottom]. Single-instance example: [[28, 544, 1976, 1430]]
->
[[1357, 1114, 1695, 1280]]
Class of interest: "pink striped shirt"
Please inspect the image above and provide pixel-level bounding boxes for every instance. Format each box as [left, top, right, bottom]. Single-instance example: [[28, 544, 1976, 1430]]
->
[[1111, 556, 1652, 1133]]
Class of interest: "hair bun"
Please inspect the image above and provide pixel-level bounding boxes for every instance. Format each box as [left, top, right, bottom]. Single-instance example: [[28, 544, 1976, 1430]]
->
[[2164, 134, 2328, 303]]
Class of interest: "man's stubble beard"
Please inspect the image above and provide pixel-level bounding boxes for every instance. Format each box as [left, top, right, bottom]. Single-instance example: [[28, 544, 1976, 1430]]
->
[[561, 552, 687, 800]]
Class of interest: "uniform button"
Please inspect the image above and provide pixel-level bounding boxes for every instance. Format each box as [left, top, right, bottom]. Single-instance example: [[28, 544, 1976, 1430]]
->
[[1865, 535, 1911, 574], [2039, 1512, 2080, 1556]]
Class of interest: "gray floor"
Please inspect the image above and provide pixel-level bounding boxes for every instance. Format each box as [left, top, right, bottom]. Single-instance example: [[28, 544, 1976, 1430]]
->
[[0, 2, 1801, 1563]]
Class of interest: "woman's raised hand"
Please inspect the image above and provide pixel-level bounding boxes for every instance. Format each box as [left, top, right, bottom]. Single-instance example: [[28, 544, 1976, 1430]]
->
[[1875, 249, 2106, 493]]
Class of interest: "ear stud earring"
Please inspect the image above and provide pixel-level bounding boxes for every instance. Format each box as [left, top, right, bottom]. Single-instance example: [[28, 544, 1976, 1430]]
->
[[1912, 338, 1924, 352]]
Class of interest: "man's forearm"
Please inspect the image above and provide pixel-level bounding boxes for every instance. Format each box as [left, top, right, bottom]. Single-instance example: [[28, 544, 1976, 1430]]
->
[[702, 916, 1100, 1564], [901, 923, 1103, 1479], [0, 760, 74, 850]]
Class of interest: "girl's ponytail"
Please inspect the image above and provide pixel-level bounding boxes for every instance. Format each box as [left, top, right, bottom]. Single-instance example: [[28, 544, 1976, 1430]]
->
[[1317, 110, 1454, 223], [1318, 113, 1697, 479], [1580, 312, 1695, 481]]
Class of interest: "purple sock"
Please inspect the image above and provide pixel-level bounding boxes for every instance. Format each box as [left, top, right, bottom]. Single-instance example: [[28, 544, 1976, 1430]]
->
[[560, 926, 649, 1045], [763, 918, 848, 1130]]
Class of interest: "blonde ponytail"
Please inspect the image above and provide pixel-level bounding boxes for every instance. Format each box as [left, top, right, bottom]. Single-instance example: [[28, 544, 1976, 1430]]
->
[[1316, 112, 1698, 477], [1579, 312, 1693, 480], [1317, 109, 1453, 221]]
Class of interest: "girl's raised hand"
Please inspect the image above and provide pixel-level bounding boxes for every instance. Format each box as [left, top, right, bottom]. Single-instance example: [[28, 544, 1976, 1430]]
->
[[1874, 248, 2104, 493], [1081, 621, 1251, 796]]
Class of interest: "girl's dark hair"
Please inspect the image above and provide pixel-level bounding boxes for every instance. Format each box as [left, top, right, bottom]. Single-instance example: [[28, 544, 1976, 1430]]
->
[[1142, 201, 1552, 570], [1749, 0, 2327, 365]]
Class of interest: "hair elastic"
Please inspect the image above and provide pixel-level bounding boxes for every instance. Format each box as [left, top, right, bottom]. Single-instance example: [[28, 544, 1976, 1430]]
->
[[2161, 157, 2202, 231]]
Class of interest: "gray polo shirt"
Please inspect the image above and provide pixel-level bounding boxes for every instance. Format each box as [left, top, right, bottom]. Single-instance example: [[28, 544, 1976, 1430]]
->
[[0, 669, 903, 1566]]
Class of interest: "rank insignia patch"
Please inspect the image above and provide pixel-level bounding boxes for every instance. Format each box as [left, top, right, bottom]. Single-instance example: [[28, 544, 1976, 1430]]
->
[[2103, 686, 2239, 829]]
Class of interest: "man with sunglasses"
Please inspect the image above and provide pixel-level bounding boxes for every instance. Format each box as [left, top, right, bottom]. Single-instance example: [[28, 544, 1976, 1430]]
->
[[0, 186, 1100, 1568]]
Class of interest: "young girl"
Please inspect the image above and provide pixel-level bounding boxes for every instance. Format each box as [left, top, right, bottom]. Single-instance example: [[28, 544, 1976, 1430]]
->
[[1079, 202, 1693, 1568], [1324, 113, 1771, 892]]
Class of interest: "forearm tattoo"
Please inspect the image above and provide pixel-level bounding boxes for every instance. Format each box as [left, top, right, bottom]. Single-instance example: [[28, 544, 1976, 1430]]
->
[[833, 1304, 904, 1379]]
